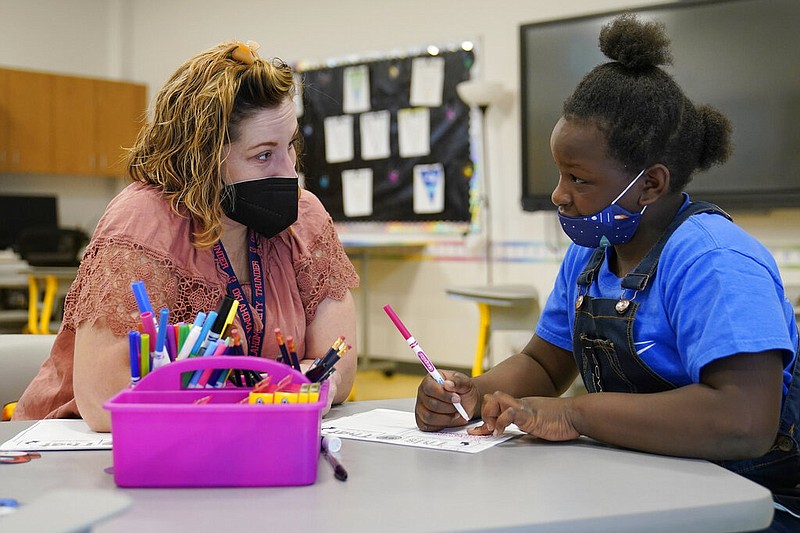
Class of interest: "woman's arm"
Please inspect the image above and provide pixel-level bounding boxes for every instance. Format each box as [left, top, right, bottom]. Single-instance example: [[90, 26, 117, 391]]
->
[[73, 318, 133, 432], [303, 290, 357, 404]]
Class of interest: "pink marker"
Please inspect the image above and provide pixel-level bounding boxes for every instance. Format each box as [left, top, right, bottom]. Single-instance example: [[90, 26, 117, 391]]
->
[[139, 311, 159, 359], [383, 304, 469, 421]]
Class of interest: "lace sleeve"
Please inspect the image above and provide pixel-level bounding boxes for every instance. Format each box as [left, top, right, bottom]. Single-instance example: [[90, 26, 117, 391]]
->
[[295, 218, 359, 323], [63, 237, 224, 336]]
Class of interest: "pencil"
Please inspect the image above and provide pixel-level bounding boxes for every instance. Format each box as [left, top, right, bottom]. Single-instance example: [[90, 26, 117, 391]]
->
[[286, 335, 300, 371], [275, 328, 300, 371]]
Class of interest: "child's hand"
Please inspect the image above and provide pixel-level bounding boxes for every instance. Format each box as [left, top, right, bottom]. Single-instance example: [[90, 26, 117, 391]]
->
[[468, 392, 580, 441], [414, 370, 479, 431]]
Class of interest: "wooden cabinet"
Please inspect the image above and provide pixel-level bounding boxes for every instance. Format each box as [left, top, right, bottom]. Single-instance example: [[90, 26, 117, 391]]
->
[[52, 74, 95, 175], [93, 79, 147, 177], [0, 67, 146, 178], [0, 70, 5, 170], [0, 69, 5, 170], [0, 68, 54, 174]]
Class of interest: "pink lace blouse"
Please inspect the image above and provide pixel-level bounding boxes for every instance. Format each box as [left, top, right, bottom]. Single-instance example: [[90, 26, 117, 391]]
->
[[13, 183, 358, 420]]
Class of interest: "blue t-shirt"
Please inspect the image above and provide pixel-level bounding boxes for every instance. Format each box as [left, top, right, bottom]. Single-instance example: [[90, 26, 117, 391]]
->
[[536, 198, 799, 395]]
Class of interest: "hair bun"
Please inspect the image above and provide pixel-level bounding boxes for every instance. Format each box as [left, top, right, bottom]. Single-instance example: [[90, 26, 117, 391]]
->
[[600, 13, 673, 70], [695, 104, 733, 170]]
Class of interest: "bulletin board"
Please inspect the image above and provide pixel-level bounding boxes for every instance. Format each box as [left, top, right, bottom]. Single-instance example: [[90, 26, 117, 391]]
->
[[297, 47, 475, 223]]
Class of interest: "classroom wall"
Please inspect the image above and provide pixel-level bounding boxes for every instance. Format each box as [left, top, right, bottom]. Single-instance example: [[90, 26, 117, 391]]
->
[[2, 0, 799, 367], [0, 0, 130, 233]]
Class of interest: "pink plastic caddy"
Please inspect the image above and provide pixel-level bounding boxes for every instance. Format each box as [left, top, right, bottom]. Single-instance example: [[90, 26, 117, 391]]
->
[[104, 356, 328, 488]]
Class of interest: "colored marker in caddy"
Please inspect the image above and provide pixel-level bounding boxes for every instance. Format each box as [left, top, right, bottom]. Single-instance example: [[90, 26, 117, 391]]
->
[[152, 307, 171, 369], [190, 311, 218, 357], [128, 330, 141, 386], [182, 311, 217, 387], [132, 280, 158, 330], [383, 305, 470, 421], [197, 296, 235, 356], [176, 312, 207, 361]]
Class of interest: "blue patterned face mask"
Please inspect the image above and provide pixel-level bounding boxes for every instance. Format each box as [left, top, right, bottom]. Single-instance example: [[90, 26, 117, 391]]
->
[[557, 168, 647, 248]]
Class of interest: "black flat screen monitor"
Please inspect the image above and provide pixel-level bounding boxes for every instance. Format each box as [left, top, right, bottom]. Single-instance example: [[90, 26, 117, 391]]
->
[[520, 0, 800, 212], [0, 195, 58, 250]]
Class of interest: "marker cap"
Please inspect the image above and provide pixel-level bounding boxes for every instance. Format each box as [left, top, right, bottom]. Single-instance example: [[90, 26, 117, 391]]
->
[[322, 435, 342, 453]]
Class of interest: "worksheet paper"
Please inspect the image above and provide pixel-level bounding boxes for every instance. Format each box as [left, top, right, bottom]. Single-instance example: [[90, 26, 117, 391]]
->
[[322, 409, 522, 453], [1, 419, 112, 451]]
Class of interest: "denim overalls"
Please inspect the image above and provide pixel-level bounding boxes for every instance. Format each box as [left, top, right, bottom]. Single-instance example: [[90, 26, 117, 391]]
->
[[572, 201, 800, 491]]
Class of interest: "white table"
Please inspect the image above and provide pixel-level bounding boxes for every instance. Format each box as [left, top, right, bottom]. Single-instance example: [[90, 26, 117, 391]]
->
[[0, 398, 774, 532]]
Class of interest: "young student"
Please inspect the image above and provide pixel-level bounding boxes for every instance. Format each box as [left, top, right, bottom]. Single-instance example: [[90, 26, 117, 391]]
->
[[415, 14, 799, 529], [14, 40, 359, 431]]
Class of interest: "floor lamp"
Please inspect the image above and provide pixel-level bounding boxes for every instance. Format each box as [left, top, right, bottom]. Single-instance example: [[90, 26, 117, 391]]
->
[[453, 82, 541, 376], [456, 79, 504, 286]]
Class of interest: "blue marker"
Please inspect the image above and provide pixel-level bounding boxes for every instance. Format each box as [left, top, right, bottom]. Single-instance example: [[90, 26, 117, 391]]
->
[[128, 330, 141, 386], [152, 307, 171, 369], [190, 311, 218, 356], [187, 340, 220, 388], [180, 311, 216, 389], [131, 281, 154, 315], [132, 280, 159, 333], [0, 498, 21, 515]]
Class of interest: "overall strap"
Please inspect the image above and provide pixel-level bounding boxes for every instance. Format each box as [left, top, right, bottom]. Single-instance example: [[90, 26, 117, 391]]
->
[[577, 247, 607, 287], [621, 201, 732, 292]]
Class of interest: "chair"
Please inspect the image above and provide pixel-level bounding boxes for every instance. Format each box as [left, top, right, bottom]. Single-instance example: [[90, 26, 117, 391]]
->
[[0, 333, 56, 419], [445, 285, 540, 376]]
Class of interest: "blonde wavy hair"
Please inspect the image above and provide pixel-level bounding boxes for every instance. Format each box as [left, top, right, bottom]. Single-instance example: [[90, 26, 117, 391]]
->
[[128, 41, 298, 248]]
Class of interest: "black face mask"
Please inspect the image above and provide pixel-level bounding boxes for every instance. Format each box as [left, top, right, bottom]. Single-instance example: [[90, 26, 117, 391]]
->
[[221, 177, 299, 239]]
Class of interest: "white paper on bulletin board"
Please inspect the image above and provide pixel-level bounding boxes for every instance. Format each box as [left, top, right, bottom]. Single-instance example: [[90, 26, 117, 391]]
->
[[343, 65, 371, 114], [413, 163, 445, 214], [324, 115, 355, 163], [360, 110, 391, 160], [342, 168, 374, 217], [410, 56, 445, 107], [397, 108, 430, 158]]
